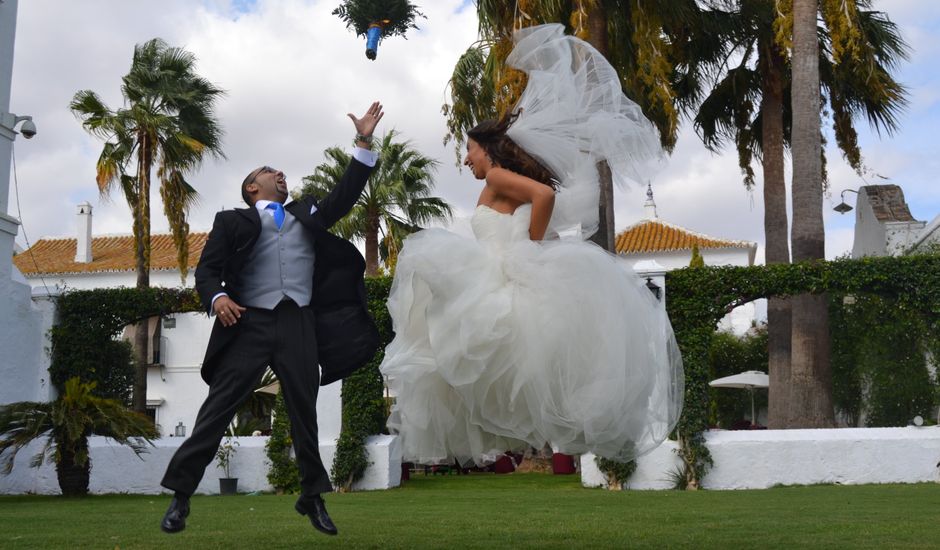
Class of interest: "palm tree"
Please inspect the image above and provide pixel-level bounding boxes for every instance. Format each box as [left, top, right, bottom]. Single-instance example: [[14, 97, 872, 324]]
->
[[692, 0, 907, 427], [70, 39, 225, 413], [0, 378, 158, 496], [295, 131, 450, 276], [444, 1, 726, 251], [789, 0, 831, 427]]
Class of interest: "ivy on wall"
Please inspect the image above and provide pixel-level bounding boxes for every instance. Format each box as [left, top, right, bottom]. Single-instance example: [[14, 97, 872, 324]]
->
[[830, 292, 938, 427], [666, 254, 940, 488], [330, 277, 393, 491], [50, 287, 200, 399]]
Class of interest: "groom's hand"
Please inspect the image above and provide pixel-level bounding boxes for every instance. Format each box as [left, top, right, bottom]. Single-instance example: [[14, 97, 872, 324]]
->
[[347, 101, 384, 145], [214, 296, 246, 327]]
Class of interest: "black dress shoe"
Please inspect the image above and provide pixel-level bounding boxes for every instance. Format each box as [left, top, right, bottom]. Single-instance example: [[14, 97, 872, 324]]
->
[[160, 494, 190, 534], [295, 495, 338, 536]]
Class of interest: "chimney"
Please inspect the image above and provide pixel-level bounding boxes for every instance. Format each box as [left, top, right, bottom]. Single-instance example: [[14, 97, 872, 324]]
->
[[75, 202, 93, 263]]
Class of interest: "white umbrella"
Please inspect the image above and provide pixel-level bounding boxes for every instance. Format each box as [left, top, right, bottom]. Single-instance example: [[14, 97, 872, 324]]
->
[[709, 370, 769, 425], [255, 381, 280, 395]]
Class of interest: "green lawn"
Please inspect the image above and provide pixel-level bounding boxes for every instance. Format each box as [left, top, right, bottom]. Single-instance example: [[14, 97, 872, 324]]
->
[[1, 473, 938, 549]]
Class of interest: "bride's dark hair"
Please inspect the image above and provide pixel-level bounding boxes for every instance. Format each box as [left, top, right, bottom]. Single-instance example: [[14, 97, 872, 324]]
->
[[467, 112, 557, 189]]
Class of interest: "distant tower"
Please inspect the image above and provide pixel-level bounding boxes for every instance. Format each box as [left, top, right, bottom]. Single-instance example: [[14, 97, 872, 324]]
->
[[643, 182, 658, 220]]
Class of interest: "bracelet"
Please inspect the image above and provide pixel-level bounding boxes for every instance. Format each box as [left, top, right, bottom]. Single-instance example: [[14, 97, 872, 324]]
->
[[355, 133, 373, 145]]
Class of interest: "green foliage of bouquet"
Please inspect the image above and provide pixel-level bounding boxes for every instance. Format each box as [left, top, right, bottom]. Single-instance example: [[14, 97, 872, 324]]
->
[[332, 0, 424, 37]]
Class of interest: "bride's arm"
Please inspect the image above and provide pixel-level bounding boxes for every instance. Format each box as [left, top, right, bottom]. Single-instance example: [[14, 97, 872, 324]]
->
[[485, 167, 555, 240]]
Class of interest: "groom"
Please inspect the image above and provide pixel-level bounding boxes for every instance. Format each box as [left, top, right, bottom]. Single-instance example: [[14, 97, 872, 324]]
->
[[160, 102, 384, 536]]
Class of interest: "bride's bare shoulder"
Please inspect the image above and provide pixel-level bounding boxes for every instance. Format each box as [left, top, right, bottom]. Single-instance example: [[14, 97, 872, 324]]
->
[[484, 167, 518, 185]]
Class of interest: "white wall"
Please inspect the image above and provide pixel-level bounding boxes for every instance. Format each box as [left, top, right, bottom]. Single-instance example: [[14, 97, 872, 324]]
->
[[582, 427, 940, 490], [626, 247, 765, 336], [35, 269, 193, 292], [0, 434, 400, 495], [911, 215, 940, 252], [0, 0, 51, 408], [622, 247, 754, 272], [852, 190, 888, 258], [851, 191, 927, 258], [885, 220, 927, 255], [0, 272, 54, 405], [23, 269, 343, 440]]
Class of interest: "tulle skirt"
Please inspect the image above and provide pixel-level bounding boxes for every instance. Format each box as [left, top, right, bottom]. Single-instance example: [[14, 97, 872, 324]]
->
[[380, 228, 684, 465]]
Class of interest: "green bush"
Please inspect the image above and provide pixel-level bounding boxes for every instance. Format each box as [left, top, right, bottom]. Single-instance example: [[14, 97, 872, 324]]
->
[[265, 392, 300, 494], [594, 456, 637, 489], [49, 287, 200, 399], [330, 276, 393, 491]]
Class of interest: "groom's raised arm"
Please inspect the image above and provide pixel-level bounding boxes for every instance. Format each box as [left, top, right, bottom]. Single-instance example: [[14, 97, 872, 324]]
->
[[313, 102, 384, 229]]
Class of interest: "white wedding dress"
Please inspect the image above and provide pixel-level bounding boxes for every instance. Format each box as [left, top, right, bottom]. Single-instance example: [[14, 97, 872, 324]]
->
[[381, 203, 684, 465], [380, 24, 684, 465]]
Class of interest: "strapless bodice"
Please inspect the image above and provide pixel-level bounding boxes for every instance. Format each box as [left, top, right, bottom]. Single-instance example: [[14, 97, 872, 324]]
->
[[470, 204, 532, 244]]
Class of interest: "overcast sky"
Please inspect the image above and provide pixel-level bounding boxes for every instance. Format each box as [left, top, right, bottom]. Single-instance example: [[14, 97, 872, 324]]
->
[[6, 0, 938, 262]]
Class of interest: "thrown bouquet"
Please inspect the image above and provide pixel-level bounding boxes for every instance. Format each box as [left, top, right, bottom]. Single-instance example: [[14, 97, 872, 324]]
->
[[333, 0, 425, 60]]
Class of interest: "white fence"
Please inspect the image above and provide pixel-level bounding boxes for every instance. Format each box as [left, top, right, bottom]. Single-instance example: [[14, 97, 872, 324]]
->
[[0, 434, 401, 495], [582, 427, 940, 490]]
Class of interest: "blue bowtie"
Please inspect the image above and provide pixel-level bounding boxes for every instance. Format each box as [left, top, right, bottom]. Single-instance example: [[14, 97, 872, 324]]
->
[[266, 202, 285, 230]]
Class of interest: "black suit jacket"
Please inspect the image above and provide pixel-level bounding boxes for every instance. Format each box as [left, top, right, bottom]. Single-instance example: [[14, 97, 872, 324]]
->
[[194, 158, 379, 386]]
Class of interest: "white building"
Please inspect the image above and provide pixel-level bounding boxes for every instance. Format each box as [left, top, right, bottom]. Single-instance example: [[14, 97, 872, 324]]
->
[[849, 184, 940, 258], [616, 185, 761, 335], [0, 0, 52, 408], [12, 203, 343, 440]]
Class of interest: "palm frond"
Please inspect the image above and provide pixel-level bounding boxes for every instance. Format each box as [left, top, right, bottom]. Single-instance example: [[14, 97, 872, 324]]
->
[[71, 37, 226, 285], [298, 131, 450, 274], [0, 401, 53, 474]]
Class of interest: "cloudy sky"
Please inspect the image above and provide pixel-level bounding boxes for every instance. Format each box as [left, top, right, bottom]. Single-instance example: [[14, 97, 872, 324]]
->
[[6, 0, 939, 262]]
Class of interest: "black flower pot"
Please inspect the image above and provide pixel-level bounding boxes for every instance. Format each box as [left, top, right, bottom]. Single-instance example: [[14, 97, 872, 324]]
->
[[219, 478, 238, 496]]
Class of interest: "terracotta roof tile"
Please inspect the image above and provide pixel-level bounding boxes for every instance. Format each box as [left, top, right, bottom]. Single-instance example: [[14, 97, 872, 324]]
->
[[615, 219, 754, 254], [13, 233, 208, 276]]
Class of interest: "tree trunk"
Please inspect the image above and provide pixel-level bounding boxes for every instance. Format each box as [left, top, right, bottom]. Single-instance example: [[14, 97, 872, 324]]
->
[[132, 133, 152, 414], [364, 211, 380, 276], [56, 436, 90, 497], [584, 9, 616, 252], [759, 40, 792, 429], [788, 0, 834, 427]]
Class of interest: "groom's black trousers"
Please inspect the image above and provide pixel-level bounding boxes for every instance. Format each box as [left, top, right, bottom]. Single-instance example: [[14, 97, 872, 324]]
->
[[161, 300, 332, 496]]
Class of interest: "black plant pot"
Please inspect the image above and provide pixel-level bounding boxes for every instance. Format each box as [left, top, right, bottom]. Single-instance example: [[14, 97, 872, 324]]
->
[[219, 478, 238, 496]]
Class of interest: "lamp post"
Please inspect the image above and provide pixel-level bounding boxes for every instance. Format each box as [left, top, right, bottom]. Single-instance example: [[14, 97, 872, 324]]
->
[[645, 277, 662, 301], [833, 188, 859, 214]]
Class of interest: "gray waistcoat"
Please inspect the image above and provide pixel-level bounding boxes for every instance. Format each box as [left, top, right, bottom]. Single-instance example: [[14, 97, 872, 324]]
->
[[239, 209, 316, 309]]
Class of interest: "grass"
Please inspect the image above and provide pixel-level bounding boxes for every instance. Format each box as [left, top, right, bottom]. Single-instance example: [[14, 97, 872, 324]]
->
[[1, 473, 939, 549]]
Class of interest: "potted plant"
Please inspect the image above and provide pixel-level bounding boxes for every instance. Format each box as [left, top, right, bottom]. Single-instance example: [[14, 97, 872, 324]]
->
[[332, 0, 425, 60], [0, 377, 158, 497], [215, 434, 240, 495]]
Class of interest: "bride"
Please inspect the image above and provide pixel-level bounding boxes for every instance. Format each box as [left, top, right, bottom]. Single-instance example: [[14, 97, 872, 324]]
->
[[380, 24, 684, 466]]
